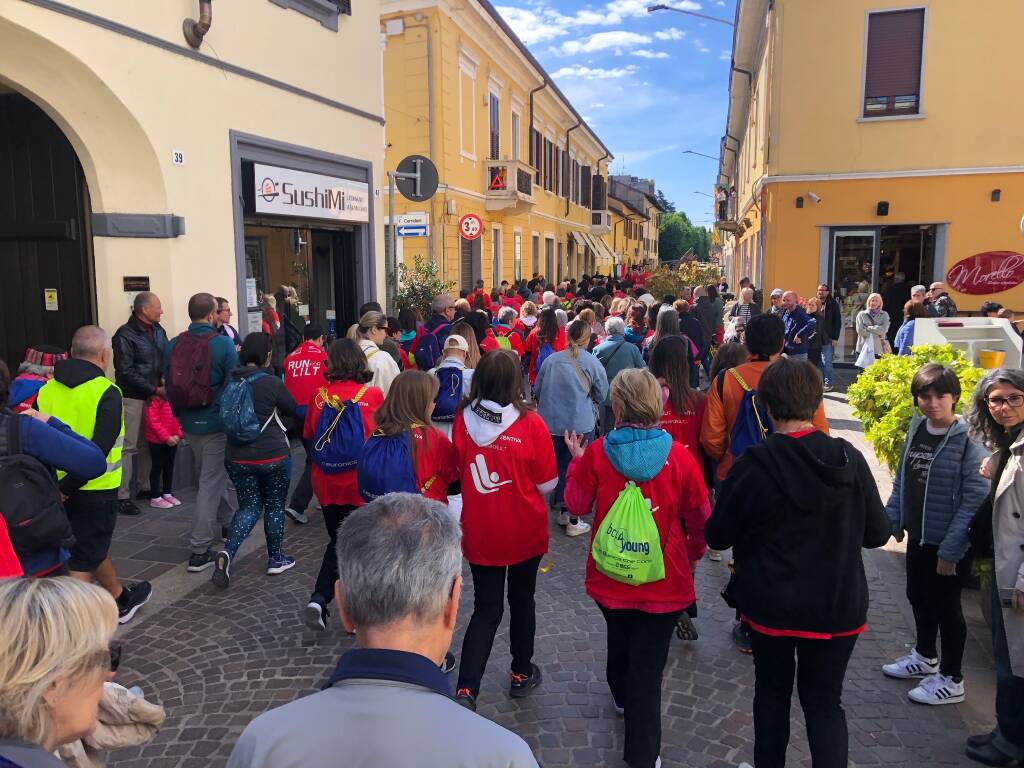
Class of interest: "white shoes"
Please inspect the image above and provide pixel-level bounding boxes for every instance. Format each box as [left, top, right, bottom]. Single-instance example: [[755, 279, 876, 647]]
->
[[882, 648, 939, 679], [565, 520, 591, 537], [908, 673, 965, 705], [556, 510, 570, 527]]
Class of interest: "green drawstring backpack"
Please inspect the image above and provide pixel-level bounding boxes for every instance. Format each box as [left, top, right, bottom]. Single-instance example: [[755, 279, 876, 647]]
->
[[591, 481, 666, 585]]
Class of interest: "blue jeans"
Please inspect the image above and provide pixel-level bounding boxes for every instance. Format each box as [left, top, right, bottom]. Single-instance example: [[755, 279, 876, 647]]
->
[[820, 343, 835, 386], [991, 584, 1024, 755], [224, 457, 293, 558], [551, 431, 594, 513]]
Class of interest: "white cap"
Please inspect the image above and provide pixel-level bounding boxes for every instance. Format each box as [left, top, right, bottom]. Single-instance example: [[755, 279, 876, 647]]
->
[[444, 334, 469, 352]]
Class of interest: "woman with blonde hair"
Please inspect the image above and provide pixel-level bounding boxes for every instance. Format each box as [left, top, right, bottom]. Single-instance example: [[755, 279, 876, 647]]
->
[[564, 368, 708, 768], [0, 578, 119, 765], [855, 292, 890, 370], [534, 319, 609, 537], [449, 321, 481, 369], [349, 310, 400, 396]]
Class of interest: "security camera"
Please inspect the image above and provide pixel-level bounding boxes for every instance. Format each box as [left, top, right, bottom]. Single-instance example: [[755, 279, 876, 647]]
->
[[807, 191, 822, 204]]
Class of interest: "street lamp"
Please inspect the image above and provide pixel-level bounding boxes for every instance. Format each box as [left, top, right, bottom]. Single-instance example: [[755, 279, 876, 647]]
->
[[682, 149, 719, 161], [646, 4, 735, 27], [693, 191, 712, 198]]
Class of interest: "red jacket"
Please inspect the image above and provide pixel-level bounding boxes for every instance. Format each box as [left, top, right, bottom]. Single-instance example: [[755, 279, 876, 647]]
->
[[144, 396, 183, 444], [284, 342, 328, 412], [659, 389, 706, 468], [468, 289, 493, 310], [494, 326, 525, 357], [523, 327, 566, 384], [411, 427, 460, 502], [303, 381, 384, 507], [565, 437, 709, 613], [0, 519, 23, 578], [479, 330, 500, 354]]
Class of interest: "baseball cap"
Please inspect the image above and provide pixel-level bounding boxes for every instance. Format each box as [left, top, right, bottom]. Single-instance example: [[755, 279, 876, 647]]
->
[[444, 335, 469, 353], [770, 288, 784, 298]]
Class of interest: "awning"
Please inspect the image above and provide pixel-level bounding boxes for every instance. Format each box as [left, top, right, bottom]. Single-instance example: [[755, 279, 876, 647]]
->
[[584, 231, 618, 266], [570, 231, 588, 249]]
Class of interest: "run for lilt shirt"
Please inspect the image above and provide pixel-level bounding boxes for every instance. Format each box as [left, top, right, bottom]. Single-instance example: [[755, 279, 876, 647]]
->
[[903, 421, 949, 540]]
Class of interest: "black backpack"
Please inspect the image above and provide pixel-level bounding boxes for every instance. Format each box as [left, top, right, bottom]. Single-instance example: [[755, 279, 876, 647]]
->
[[0, 411, 73, 556]]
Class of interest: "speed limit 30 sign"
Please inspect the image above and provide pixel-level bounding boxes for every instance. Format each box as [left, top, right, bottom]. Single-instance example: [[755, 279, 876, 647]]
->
[[459, 213, 483, 241]]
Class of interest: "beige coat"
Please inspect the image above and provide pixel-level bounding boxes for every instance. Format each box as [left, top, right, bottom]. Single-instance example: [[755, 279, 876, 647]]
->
[[58, 683, 165, 768], [992, 431, 1024, 677]]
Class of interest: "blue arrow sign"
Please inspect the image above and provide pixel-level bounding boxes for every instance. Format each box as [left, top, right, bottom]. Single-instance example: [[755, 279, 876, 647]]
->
[[396, 225, 428, 237]]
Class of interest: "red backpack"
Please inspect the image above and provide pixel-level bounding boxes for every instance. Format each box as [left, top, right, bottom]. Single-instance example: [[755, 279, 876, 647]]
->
[[167, 331, 217, 409]]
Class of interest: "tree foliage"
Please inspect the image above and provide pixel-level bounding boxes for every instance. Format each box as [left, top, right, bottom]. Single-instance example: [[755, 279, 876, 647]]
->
[[847, 344, 984, 474], [390, 256, 456, 319], [658, 211, 711, 262], [643, 264, 723, 299], [654, 189, 676, 213]]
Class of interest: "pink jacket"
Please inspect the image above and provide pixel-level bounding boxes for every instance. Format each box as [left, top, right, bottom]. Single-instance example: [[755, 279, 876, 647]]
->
[[144, 396, 183, 444]]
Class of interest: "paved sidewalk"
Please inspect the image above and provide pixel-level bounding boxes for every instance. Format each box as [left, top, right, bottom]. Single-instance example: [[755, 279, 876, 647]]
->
[[105, 373, 996, 768]]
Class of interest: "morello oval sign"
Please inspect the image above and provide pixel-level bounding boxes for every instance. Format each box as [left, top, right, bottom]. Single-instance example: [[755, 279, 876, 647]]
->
[[946, 251, 1024, 295]]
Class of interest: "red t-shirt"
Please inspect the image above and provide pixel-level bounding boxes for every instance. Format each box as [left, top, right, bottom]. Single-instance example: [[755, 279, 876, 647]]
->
[[284, 342, 328, 411], [452, 409, 558, 566], [303, 381, 384, 507], [468, 290, 493, 310], [523, 327, 567, 384], [659, 392, 706, 468], [564, 438, 709, 613], [411, 427, 460, 502]]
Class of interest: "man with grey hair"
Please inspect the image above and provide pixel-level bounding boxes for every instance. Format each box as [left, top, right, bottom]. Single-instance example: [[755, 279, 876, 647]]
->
[[414, 294, 456, 371], [112, 290, 168, 515], [593, 316, 645, 434], [37, 325, 153, 623], [228, 494, 538, 768], [910, 284, 927, 304]]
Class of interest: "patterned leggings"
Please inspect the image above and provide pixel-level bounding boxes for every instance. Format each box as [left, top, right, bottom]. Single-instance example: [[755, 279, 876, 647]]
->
[[224, 457, 293, 558]]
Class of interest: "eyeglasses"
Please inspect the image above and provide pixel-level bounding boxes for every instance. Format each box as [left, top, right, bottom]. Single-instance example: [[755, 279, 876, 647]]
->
[[987, 394, 1024, 409], [95, 640, 123, 673]]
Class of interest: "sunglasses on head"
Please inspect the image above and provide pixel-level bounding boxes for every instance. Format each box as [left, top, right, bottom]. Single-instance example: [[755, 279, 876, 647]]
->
[[108, 640, 123, 672]]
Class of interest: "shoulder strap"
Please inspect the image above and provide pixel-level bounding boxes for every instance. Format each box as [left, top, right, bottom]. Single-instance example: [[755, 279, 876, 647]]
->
[[1, 411, 20, 456], [351, 385, 369, 404], [568, 354, 594, 397], [714, 370, 726, 401], [728, 367, 751, 392]]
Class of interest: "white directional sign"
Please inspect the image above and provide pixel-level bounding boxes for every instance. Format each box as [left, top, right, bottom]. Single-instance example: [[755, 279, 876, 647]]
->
[[396, 224, 429, 237], [393, 212, 429, 237]]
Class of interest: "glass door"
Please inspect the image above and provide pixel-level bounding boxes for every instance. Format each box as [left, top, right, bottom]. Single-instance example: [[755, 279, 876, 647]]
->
[[830, 230, 877, 363]]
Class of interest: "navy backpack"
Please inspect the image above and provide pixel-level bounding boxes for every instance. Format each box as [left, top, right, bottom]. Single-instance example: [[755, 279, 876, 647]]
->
[[310, 385, 369, 474], [358, 430, 437, 502], [534, 341, 556, 372], [432, 366, 464, 423], [725, 368, 774, 458]]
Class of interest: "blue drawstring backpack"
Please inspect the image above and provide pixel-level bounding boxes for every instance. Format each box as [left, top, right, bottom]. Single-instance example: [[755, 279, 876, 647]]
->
[[358, 428, 437, 502], [221, 371, 282, 445], [726, 368, 773, 459], [535, 341, 555, 371], [311, 385, 369, 474], [432, 366, 464, 422]]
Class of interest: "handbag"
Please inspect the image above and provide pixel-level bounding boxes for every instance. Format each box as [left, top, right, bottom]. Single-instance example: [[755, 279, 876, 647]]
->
[[855, 342, 876, 369]]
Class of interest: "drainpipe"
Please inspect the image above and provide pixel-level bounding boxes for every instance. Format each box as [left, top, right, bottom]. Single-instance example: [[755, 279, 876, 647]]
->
[[183, 0, 213, 49], [528, 81, 547, 179], [731, 65, 753, 91], [563, 120, 581, 217]]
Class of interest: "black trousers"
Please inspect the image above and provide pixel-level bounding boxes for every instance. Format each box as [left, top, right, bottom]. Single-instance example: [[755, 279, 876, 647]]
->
[[147, 443, 177, 498], [456, 555, 542, 696], [750, 630, 858, 768], [906, 540, 970, 678], [311, 504, 355, 605], [599, 605, 681, 768]]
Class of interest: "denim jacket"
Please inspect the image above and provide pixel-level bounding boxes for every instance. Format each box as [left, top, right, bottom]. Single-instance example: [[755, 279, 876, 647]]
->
[[885, 414, 990, 562], [534, 349, 609, 437]]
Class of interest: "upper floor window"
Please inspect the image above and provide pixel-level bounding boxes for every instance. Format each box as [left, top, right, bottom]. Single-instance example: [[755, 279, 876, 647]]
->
[[488, 92, 500, 160], [863, 8, 925, 118], [511, 112, 520, 161]]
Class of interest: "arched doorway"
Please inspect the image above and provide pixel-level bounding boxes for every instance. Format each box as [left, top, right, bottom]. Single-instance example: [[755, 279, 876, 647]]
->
[[0, 90, 94, 372]]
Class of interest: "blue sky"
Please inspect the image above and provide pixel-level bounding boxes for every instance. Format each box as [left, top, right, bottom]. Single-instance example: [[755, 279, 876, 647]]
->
[[495, 0, 735, 227]]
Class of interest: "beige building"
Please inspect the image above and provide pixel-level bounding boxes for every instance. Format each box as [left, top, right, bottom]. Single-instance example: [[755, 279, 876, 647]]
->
[[0, 0, 385, 369]]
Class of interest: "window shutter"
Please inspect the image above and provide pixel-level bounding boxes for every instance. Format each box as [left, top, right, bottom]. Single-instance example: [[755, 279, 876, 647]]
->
[[581, 166, 592, 208], [864, 9, 924, 116], [562, 152, 571, 197]]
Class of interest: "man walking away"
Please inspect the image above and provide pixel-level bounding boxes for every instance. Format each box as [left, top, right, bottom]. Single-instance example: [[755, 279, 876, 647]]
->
[[37, 326, 153, 623], [782, 291, 816, 361], [227, 494, 538, 768], [165, 293, 240, 572], [282, 323, 328, 524], [593, 317, 645, 434], [817, 284, 842, 392], [112, 292, 168, 515]]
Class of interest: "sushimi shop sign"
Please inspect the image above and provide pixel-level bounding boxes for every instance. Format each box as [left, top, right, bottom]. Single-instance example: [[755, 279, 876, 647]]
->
[[253, 163, 369, 223]]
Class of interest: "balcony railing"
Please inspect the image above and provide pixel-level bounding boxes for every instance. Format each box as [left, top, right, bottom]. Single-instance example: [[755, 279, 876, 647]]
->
[[716, 195, 738, 232], [485, 159, 535, 211], [590, 210, 611, 236]]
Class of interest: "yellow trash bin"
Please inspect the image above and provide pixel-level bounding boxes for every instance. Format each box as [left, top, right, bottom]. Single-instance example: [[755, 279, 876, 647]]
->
[[978, 349, 1006, 369]]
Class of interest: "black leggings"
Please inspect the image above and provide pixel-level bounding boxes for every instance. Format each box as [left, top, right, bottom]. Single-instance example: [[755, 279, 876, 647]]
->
[[906, 541, 970, 678], [456, 555, 542, 696], [311, 504, 355, 605], [750, 630, 858, 768], [147, 443, 176, 498]]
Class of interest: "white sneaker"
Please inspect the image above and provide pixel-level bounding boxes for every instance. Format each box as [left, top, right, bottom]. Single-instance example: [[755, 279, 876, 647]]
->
[[882, 648, 939, 679], [908, 673, 965, 705], [555, 510, 570, 527], [708, 549, 723, 562], [565, 520, 591, 537]]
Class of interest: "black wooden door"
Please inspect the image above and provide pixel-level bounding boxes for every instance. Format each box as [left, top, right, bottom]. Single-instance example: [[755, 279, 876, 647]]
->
[[0, 94, 94, 372]]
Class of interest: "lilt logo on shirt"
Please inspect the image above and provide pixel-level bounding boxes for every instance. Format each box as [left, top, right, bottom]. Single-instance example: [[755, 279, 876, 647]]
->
[[469, 454, 512, 494]]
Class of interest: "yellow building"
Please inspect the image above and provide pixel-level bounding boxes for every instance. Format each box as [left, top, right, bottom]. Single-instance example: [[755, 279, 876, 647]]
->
[[380, 0, 619, 296], [717, 0, 1024, 362], [605, 176, 665, 271], [1, 0, 385, 369]]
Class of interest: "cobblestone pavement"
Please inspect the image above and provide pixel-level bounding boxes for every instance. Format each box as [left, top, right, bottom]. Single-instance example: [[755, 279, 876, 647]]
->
[[107, 370, 995, 768]]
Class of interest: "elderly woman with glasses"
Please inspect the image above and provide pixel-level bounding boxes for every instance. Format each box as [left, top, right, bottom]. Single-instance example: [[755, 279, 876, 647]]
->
[[964, 368, 1024, 767], [0, 578, 119, 767]]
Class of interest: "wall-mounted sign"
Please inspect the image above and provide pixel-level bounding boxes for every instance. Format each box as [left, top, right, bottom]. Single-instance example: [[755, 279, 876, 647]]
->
[[245, 163, 369, 224], [44, 288, 58, 312], [123, 276, 150, 292], [946, 251, 1024, 295], [459, 213, 483, 241]]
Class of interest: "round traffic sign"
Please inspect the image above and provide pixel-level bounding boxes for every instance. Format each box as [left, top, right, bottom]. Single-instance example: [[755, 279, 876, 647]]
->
[[459, 213, 483, 241], [395, 154, 439, 202]]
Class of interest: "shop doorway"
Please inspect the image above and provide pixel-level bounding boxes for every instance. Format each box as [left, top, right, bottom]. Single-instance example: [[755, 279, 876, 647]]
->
[[0, 92, 95, 372]]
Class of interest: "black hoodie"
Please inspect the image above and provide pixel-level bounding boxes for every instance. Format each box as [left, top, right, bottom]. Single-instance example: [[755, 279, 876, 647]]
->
[[706, 431, 891, 636], [50, 358, 123, 498]]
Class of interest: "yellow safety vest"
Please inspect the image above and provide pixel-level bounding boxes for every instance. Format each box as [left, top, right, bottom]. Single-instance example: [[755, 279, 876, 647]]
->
[[36, 375, 124, 490]]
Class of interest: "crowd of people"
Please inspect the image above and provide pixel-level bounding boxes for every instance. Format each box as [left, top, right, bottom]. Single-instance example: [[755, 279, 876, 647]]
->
[[0, 270, 1022, 768]]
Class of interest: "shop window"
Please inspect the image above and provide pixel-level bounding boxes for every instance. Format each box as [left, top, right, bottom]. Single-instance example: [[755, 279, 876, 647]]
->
[[268, 0, 347, 31], [863, 9, 925, 118]]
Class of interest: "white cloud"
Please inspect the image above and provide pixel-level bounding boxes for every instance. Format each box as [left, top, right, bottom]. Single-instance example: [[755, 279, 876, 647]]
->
[[715, 1, 726, 5], [654, 27, 686, 40], [591, 103, 607, 108], [632, 49, 670, 59], [551, 64, 639, 79], [496, 6, 571, 44], [497, 0, 701, 42], [719, 49, 731, 60], [664, 0, 703, 9], [561, 31, 651, 55], [693, 38, 710, 53]]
